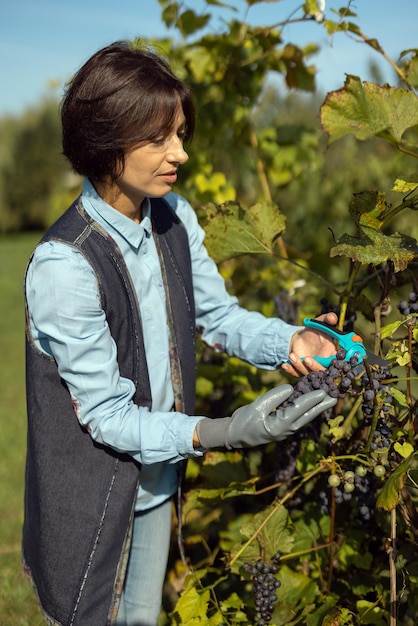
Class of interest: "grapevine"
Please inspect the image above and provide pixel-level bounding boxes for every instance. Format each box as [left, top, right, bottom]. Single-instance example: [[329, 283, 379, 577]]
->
[[225, 291, 417, 623]]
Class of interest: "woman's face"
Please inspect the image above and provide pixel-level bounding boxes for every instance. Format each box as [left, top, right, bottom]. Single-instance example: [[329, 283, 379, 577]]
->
[[96, 105, 189, 219]]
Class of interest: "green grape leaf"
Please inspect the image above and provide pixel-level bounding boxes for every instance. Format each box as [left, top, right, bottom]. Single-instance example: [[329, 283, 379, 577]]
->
[[318, 604, 354, 626], [199, 450, 252, 487], [320, 76, 418, 145], [400, 49, 418, 88], [229, 503, 293, 572], [380, 319, 407, 339], [330, 227, 418, 272], [376, 454, 418, 511], [174, 585, 211, 624], [176, 9, 211, 36], [274, 565, 319, 624], [338, 539, 373, 570], [394, 442, 415, 459], [201, 201, 286, 263], [323, 15, 359, 36], [356, 600, 388, 626], [389, 387, 409, 408]]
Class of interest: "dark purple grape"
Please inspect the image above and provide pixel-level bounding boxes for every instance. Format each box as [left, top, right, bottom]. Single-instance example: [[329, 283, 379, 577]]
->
[[363, 389, 375, 402], [398, 300, 410, 315]]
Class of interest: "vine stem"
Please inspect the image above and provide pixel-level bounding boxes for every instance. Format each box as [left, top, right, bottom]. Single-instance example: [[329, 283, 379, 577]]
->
[[248, 124, 288, 261], [338, 261, 361, 331], [379, 190, 418, 225], [373, 302, 383, 357], [357, 30, 409, 87], [406, 321, 415, 438], [327, 452, 337, 591], [364, 358, 380, 453], [389, 508, 397, 625], [228, 465, 326, 568], [332, 395, 363, 443]]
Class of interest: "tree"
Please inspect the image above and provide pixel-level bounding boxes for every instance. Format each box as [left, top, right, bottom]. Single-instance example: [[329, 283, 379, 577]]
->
[[0, 99, 74, 232]]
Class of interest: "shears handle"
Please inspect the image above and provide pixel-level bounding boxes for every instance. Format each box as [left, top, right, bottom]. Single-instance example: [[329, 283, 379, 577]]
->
[[302, 318, 367, 366]]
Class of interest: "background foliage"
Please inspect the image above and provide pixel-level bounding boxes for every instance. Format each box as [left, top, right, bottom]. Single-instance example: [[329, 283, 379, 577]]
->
[[1, 0, 417, 624]]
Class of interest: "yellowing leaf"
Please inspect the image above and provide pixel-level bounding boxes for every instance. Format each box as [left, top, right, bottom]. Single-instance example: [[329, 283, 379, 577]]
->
[[320, 76, 418, 146], [393, 176, 418, 193], [330, 227, 418, 272], [201, 201, 286, 263], [175, 586, 211, 624]]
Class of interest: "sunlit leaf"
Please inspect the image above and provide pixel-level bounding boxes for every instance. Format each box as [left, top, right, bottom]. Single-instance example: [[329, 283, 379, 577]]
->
[[392, 176, 418, 194], [380, 319, 408, 339], [356, 600, 388, 626], [390, 387, 409, 408], [175, 585, 211, 624], [330, 227, 418, 272], [201, 201, 286, 263], [229, 503, 293, 572], [400, 49, 418, 88], [348, 190, 387, 230], [320, 76, 418, 145], [317, 604, 354, 626], [394, 442, 414, 459]]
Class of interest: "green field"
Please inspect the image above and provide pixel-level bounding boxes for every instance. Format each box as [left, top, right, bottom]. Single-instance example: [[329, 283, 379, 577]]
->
[[0, 233, 45, 625]]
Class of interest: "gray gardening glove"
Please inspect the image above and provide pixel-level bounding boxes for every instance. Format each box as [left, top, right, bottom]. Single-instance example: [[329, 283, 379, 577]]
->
[[196, 384, 337, 450]]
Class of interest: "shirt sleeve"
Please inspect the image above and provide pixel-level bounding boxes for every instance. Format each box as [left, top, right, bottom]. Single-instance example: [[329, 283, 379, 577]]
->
[[166, 193, 302, 368], [25, 241, 204, 465]]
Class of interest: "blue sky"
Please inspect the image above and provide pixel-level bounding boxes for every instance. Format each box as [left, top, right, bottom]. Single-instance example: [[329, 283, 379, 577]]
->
[[1, 0, 417, 116]]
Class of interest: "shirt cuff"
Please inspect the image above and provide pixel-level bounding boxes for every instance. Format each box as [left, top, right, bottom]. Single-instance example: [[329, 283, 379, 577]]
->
[[175, 414, 206, 458]]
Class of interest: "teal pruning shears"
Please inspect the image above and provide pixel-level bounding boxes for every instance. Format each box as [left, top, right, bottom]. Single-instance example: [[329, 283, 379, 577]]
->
[[302, 318, 369, 368]]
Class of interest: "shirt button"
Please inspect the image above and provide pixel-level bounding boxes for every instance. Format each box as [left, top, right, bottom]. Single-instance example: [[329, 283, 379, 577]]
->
[[142, 244, 148, 255]]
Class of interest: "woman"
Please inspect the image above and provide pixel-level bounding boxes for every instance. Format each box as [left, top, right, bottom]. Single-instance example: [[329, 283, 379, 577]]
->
[[23, 41, 337, 626]]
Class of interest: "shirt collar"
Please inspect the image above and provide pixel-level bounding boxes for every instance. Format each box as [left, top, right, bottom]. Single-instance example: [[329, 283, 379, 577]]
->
[[81, 178, 152, 249]]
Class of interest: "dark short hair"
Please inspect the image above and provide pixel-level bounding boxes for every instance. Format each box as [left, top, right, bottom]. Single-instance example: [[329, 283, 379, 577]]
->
[[61, 40, 195, 181]]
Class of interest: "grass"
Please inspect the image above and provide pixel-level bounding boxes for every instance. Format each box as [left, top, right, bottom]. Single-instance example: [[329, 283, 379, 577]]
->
[[0, 233, 45, 625]]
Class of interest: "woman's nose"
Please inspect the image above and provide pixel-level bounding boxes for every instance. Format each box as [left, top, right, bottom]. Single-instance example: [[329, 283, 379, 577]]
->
[[168, 136, 189, 165]]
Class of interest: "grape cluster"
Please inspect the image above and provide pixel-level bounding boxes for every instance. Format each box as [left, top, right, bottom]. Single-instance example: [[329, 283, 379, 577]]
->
[[243, 554, 282, 624], [397, 288, 418, 316], [354, 470, 381, 523], [283, 348, 361, 406], [273, 340, 396, 529], [319, 466, 381, 524], [274, 349, 362, 485]]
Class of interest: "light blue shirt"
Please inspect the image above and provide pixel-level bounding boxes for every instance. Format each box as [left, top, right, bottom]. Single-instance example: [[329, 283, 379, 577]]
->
[[26, 179, 300, 509]]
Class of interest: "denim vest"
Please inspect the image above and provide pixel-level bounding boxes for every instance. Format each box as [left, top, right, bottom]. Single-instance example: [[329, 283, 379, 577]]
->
[[23, 198, 196, 625]]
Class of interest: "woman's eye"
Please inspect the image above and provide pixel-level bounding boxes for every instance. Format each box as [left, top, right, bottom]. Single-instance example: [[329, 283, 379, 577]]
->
[[152, 136, 166, 145]]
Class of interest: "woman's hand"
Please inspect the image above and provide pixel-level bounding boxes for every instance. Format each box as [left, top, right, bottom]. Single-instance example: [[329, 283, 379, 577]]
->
[[281, 312, 338, 377]]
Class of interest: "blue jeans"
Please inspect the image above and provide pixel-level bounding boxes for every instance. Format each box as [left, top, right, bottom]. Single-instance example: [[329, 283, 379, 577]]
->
[[115, 498, 172, 626]]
